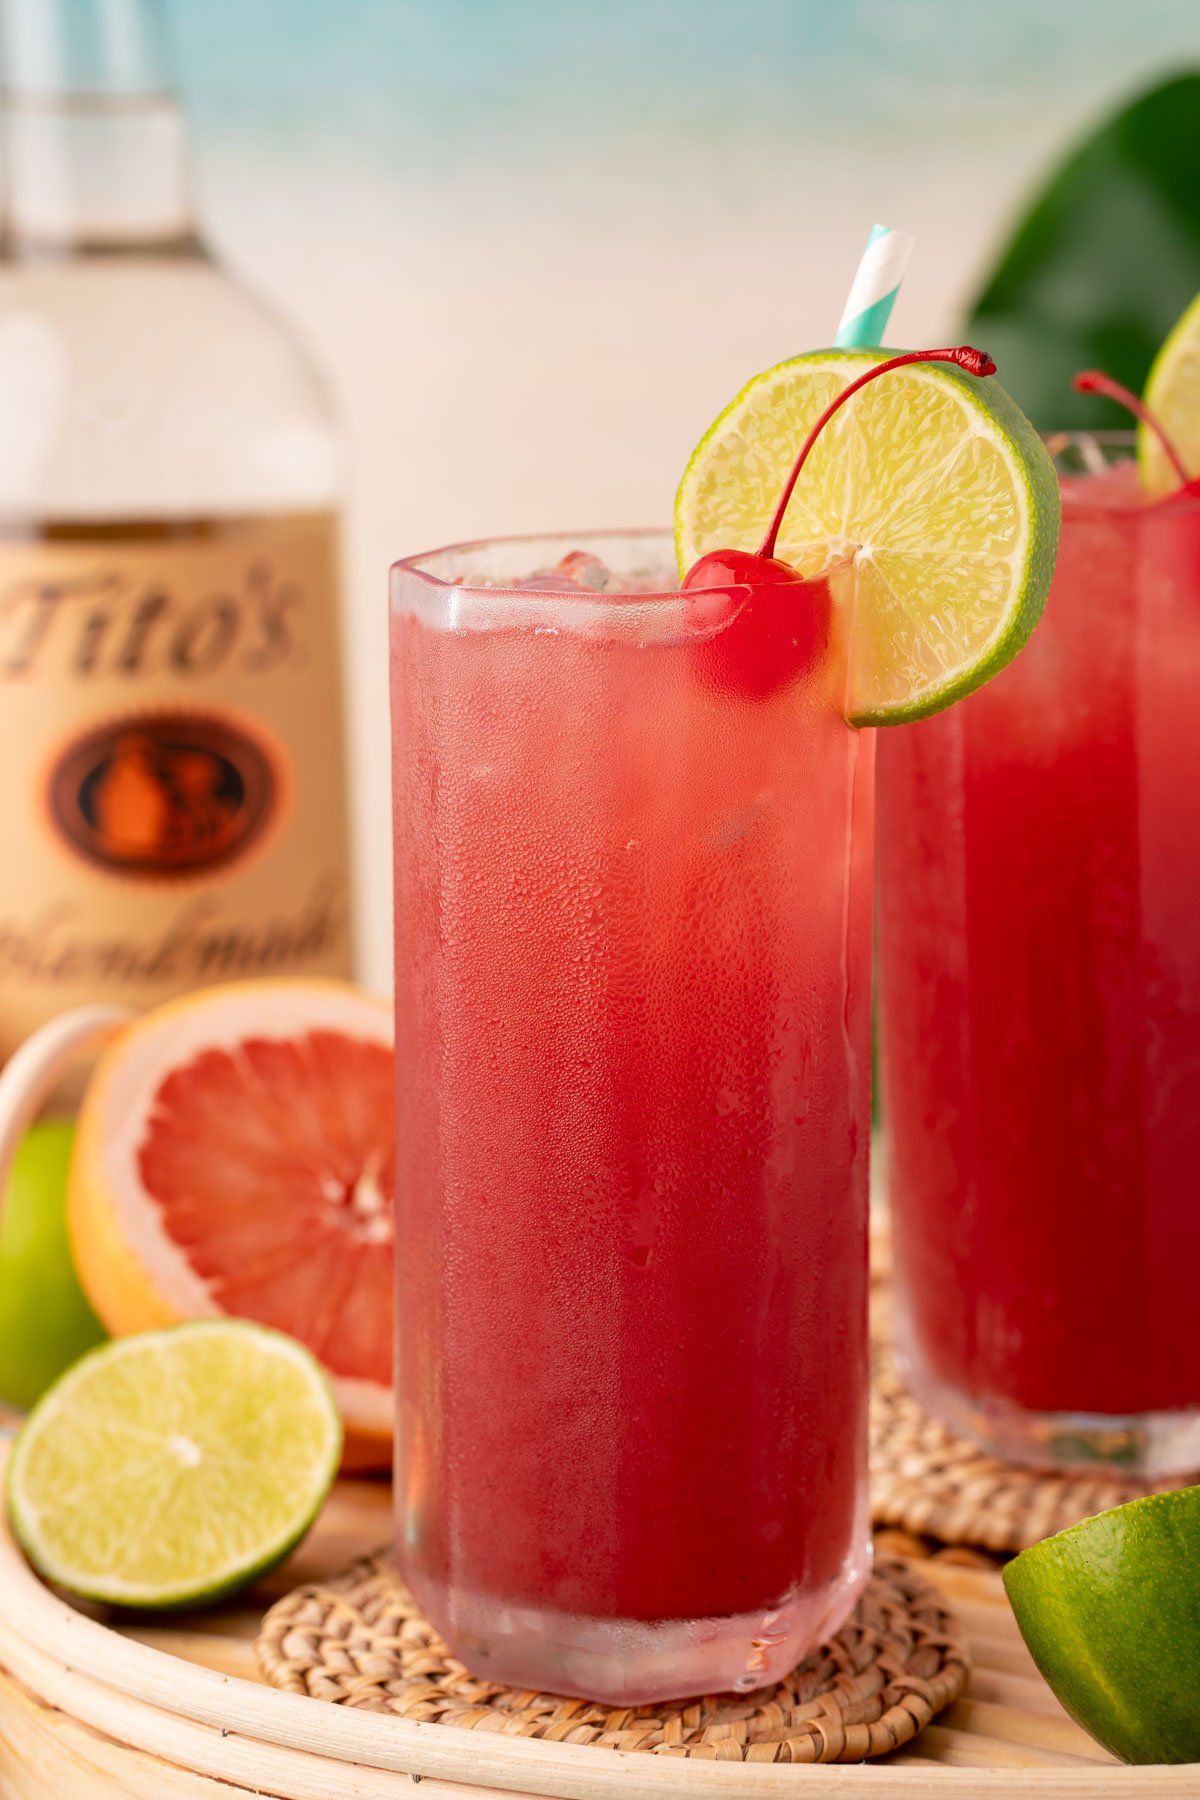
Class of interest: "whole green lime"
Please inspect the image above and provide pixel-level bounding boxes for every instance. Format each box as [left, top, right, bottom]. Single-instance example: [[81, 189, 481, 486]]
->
[[0, 1120, 107, 1411], [1004, 1486, 1200, 1764]]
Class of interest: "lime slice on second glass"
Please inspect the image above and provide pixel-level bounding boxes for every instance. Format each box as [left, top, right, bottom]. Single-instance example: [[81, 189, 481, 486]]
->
[[8, 1319, 342, 1607], [1141, 290, 1200, 495], [1004, 1487, 1200, 1765], [675, 349, 1060, 725]]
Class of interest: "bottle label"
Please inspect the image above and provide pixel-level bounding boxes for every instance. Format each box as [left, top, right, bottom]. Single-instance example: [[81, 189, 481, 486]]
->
[[0, 512, 353, 1057]]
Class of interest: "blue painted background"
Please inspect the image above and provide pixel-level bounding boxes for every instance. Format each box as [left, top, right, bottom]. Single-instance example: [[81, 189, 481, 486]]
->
[[157, 0, 1200, 982], [170, 1, 1198, 166]]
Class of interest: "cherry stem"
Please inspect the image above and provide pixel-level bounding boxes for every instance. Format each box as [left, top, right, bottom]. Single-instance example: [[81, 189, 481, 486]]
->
[[1073, 370, 1191, 489], [758, 346, 997, 562]]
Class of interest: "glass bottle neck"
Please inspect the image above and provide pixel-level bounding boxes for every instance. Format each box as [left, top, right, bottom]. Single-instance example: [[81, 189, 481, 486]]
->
[[1, 0, 199, 256]]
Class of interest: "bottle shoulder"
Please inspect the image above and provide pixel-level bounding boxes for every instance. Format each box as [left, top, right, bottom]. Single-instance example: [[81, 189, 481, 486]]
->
[[0, 252, 340, 518]]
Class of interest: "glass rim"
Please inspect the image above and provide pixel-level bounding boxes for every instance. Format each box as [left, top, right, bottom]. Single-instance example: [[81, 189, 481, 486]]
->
[[390, 528, 677, 599], [390, 527, 851, 606], [1043, 429, 1200, 518]]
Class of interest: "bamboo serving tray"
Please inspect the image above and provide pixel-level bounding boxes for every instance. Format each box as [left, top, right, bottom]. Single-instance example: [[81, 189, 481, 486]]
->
[[0, 1454, 1191, 1798]]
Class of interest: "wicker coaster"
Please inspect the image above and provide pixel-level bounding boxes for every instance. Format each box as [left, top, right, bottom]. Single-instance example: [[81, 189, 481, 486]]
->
[[257, 1554, 967, 1764], [869, 1269, 1187, 1554]]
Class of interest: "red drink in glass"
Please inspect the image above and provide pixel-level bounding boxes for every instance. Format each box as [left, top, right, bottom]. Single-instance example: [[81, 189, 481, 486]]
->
[[391, 532, 873, 1701], [878, 441, 1200, 1475]]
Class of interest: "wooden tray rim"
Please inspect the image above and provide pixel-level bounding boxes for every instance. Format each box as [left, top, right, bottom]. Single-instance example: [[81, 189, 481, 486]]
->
[[0, 1450, 1190, 1797]]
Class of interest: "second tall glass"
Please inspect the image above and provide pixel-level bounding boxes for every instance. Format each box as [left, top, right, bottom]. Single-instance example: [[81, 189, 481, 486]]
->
[[390, 532, 873, 1703], [879, 438, 1200, 1478]]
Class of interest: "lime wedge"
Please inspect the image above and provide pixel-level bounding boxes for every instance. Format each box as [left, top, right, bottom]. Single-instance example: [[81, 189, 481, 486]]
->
[[7, 1320, 341, 1607], [1003, 1487, 1200, 1765], [675, 349, 1060, 725], [1141, 290, 1200, 495]]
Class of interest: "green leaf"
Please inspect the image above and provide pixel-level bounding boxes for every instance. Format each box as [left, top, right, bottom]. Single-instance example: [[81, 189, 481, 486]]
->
[[965, 72, 1200, 430]]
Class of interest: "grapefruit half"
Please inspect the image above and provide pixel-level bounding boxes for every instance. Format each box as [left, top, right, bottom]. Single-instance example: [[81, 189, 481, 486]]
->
[[69, 980, 394, 1469]]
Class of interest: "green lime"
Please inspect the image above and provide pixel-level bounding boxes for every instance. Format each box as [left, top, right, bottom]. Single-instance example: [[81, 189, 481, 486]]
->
[[675, 349, 1060, 725], [8, 1319, 341, 1607], [0, 1120, 106, 1411], [1141, 290, 1200, 495], [1003, 1487, 1200, 1764]]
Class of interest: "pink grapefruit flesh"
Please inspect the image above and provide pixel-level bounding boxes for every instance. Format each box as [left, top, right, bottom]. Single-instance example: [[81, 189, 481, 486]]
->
[[69, 981, 394, 1467]]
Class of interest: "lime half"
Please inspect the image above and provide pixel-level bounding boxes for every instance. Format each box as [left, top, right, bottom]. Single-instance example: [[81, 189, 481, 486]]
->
[[8, 1319, 341, 1607], [1141, 291, 1200, 495], [1004, 1486, 1200, 1765], [675, 349, 1060, 725]]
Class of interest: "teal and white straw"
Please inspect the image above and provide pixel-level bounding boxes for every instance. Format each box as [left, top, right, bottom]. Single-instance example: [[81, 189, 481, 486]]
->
[[835, 223, 915, 348]]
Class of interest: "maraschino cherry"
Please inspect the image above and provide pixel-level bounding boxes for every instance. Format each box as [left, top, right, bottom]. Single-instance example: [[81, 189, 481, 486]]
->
[[681, 347, 998, 698], [1072, 369, 1200, 499]]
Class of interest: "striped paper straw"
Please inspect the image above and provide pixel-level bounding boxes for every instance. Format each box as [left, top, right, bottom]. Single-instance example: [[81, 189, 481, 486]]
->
[[835, 223, 916, 348]]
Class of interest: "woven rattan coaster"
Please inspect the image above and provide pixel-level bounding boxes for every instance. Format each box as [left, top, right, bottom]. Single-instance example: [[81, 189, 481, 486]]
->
[[869, 1266, 1189, 1554], [257, 1554, 968, 1764]]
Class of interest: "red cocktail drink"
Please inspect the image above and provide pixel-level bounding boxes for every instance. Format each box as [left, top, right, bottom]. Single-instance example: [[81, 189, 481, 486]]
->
[[878, 441, 1200, 1475], [391, 532, 873, 1701]]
